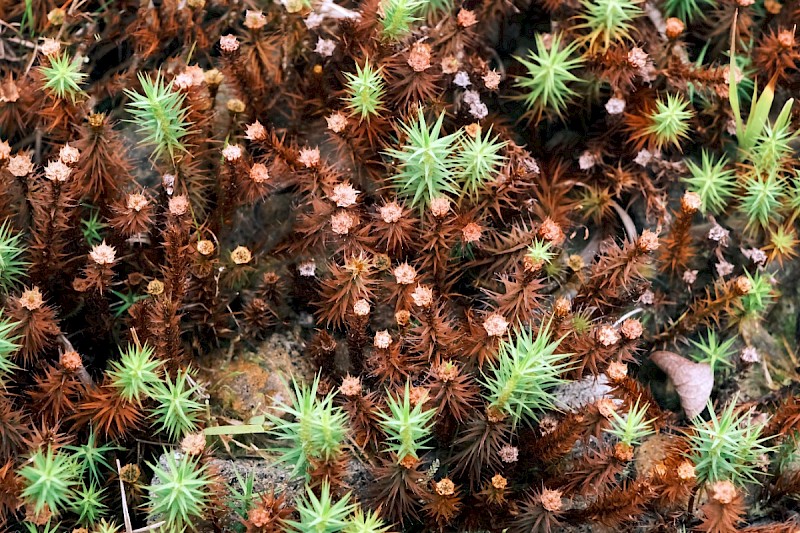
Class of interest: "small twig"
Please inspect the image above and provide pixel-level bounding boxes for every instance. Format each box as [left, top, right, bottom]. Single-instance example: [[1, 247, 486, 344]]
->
[[117, 459, 134, 533], [610, 200, 638, 242], [317, 0, 361, 19], [57, 334, 95, 388], [130, 327, 142, 349], [644, 2, 667, 40], [761, 356, 775, 389], [613, 308, 644, 327], [34, 129, 42, 165], [132, 524, 166, 533]]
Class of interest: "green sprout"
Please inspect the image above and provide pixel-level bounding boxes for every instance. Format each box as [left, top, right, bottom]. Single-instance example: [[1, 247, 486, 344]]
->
[[40, 52, 86, 101], [514, 33, 584, 121], [150, 369, 204, 441], [0, 219, 29, 293], [379, 0, 425, 40], [0, 311, 20, 385], [786, 173, 800, 223], [81, 206, 108, 246], [644, 94, 693, 151], [482, 320, 571, 427], [23, 521, 61, 533], [384, 109, 461, 209], [20, 446, 79, 514], [343, 507, 391, 533], [604, 399, 655, 447], [287, 481, 354, 533], [422, 0, 454, 15], [766, 225, 798, 265], [226, 469, 256, 532], [124, 72, 191, 162], [65, 429, 119, 486], [728, 37, 794, 156], [267, 375, 348, 479], [343, 60, 386, 122], [663, 0, 714, 21], [682, 150, 737, 215], [107, 342, 162, 405], [738, 271, 774, 321], [146, 452, 212, 532], [378, 381, 437, 461], [454, 127, 507, 200], [70, 483, 107, 526], [687, 399, 774, 486], [575, 0, 643, 52], [748, 120, 797, 177], [738, 174, 786, 232], [93, 519, 121, 533], [689, 330, 737, 373], [110, 288, 148, 318], [525, 238, 556, 270]]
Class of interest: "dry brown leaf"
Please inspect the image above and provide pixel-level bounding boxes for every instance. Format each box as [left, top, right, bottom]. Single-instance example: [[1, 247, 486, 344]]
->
[[651, 350, 713, 418]]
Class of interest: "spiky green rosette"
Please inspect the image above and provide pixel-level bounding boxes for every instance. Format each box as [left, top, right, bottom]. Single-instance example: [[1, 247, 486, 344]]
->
[[482, 321, 571, 427], [146, 452, 213, 531], [605, 399, 655, 447], [378, 381, 437, 461], [380, 0, 425, 40], [20, 446, 79, 515], [514, 33, 584, 120], [124, 72, 191, 162], [454, 127, 507, 200], [385, 109, 462, 209], [683, 150, 736, 214], [645, 94, 693, 151], [0, 220, 29, 294], [687, 399, 774, 486], [575, 0, 643, 51], [689, 330, 736, 373], [288, 481, 355, 533], [40, 52, 87, 101], [107, 342, 162, 404], [150, 369, 204, 441], [343, 60, 386, 122], [267, 375, 348, 479]]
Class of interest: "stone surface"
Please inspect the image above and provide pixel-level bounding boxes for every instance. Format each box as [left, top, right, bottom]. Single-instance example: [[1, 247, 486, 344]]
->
[[200, 329, 315, 421], [552, 374, 616, 411]]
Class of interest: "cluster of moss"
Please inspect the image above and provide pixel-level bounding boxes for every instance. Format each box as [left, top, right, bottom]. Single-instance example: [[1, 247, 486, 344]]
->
[[2, 0, 800, 531]]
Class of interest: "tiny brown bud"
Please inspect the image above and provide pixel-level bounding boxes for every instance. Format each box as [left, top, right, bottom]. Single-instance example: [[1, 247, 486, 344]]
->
[[567, 254, 584, 271], [47, 8, 66, 25], [620, 318, 643, 340], [399, 454, 418, 469], [147, 279, 165, 295], [395, 310, 411, 326], [614, 441, 634, 461], [606, 361, 628, 381], [538, 218, 565, 244], [230, 246, 252, 265], [435, 478, 456, 496], [637, 230, 660, 252], [681, 191, 701, 213], [554, 297, 571, 317], [539, 488, 563, 512], [491, 474, 507, 490], [60, 350, 83, 371], [734, 275, 752, 295], [226, 98, 246, 114], [665, 17, 685, 39], [709, 480, 737, 504], [778, 29, 795, 48]]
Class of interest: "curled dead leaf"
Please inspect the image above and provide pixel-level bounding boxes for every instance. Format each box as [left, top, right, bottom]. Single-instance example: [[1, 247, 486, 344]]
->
[[650, 350, 713, 419]]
